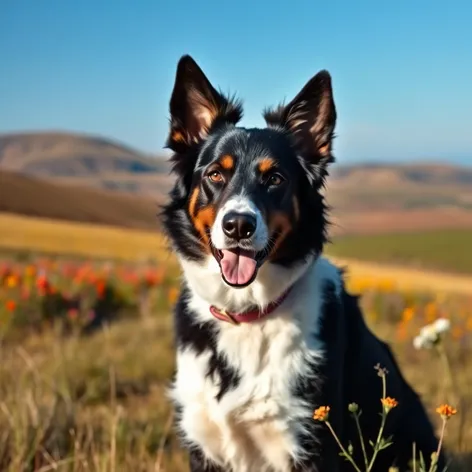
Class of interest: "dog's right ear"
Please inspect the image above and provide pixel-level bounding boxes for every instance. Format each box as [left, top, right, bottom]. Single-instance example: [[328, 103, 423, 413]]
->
[[166, 55, 243, 153]]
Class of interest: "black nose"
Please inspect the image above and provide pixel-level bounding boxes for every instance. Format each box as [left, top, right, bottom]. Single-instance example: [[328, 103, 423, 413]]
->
[[222, 212, 257, 240]]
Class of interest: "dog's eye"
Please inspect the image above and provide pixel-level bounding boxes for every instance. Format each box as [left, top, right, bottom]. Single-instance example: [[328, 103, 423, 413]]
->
[[267, 173, 285, 187], [208, 170, 224, 183]]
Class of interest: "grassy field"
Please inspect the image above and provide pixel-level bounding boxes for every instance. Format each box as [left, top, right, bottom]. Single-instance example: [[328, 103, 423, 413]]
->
[[1, 214, 472, 470], [1, 254, 472, 471], [328, 229, 472, 274], [0, 213, 171, 263]]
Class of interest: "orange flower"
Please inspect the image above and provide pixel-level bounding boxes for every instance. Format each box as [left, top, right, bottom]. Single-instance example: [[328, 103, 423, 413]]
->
[[167, 286, 180, 304], [424, 302, 437, 323], [5, 300, 16, 312], [381, 397, 398, 412], [5, 274, 19, 288], [401, 307, 415, 323], [436, 404, 457, 420], [96, 280, 106, 298], [24, 265, 36, 277], [313, 406, 330, 422]]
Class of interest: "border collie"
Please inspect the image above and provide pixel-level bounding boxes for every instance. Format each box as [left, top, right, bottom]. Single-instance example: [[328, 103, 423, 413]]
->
[[162, 55, 445, 472]]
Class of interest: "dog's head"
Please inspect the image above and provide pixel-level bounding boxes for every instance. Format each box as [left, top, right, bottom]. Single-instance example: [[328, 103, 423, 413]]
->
[[162, 55, 336, 292]]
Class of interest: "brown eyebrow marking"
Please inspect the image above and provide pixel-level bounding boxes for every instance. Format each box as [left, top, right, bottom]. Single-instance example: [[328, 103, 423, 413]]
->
[[220, 154, 234, 170], [258, 157, 275, 173]]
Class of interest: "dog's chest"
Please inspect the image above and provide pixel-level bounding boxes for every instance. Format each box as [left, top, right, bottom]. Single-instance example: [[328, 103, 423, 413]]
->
[[173, 315, 320, 472]]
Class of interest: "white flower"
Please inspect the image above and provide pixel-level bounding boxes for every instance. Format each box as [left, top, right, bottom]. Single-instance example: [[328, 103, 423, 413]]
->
[[433, 318, 451, 334], [413, 318, 451, 350]]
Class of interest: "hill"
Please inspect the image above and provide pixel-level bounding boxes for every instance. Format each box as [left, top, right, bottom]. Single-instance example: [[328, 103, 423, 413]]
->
[[327, 162, 472, 212], [0, 131, 174, 198], [0, 171, 161, 230]]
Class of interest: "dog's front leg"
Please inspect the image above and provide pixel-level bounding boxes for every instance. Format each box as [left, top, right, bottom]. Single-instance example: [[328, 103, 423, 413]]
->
[[188, 448, 226, 472]]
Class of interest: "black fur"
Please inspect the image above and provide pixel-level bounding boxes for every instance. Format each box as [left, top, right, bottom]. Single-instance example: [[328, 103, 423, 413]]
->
[[174, 285, 241, 401]]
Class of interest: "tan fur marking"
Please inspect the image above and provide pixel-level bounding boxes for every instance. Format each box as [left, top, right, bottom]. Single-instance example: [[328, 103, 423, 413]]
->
[[258, 157, 275, 173], [194, 205, 216, 249], [318, 143, 331, 157], [172, 130, 186, 143], [188, 187, 200, 217], [268, 212, 292, 258], [220, 155, 234, 170]]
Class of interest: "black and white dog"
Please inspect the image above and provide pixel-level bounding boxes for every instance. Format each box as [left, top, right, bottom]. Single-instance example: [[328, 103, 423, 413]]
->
[[162, 55, 445, 472]]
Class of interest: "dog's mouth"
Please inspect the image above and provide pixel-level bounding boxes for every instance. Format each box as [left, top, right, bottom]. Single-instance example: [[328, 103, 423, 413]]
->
[[211, 246, 267, 288]]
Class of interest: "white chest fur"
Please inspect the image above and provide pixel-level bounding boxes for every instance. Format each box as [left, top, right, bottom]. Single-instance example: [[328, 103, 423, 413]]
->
[[171, 257, 341, 472]]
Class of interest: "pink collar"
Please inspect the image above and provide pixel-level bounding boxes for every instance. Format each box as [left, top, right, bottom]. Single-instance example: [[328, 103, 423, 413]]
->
[[209, 288, 291, 325]]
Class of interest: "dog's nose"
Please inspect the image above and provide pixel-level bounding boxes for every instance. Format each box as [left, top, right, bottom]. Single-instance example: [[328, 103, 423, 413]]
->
[[222, 212, 256, 240]]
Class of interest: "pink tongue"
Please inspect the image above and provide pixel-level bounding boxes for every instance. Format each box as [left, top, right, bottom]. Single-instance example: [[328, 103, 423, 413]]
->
[[220, 249, 258, 286]]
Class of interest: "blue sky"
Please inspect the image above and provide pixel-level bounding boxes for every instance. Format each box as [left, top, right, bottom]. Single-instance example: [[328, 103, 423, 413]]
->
[[1, 0, 471, 164]]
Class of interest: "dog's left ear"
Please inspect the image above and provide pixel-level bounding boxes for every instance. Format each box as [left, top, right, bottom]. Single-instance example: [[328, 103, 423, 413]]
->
[[263, 70, 336, 180], [166, 55, 243, 153]]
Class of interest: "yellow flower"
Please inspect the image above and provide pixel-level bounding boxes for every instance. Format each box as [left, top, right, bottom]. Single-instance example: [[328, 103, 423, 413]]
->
[[313, 406, 330, 422], [401, 306, 415, 323], [5, 274, 19, 288], [436, 404, 457, 420], [381, 397, 398, 412]]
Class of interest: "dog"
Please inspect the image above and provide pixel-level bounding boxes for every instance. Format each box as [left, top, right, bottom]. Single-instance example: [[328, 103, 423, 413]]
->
[[161, 55, 445, 472]]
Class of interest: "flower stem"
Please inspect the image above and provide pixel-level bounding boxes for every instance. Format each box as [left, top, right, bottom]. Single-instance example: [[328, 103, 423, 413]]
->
[[428, 418, 446, 472], [436, 341, 465, 452], [412, 442, 417, 472], [353, 413, 369, 470], [325, 421, 363, 472], [367, 374, 388, 472]]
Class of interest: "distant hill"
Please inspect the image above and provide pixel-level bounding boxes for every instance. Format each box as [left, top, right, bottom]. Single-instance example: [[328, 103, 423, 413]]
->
[[327, 162, 472, 212], [0, 131, 174, 198], [0, 171, 160, 231]]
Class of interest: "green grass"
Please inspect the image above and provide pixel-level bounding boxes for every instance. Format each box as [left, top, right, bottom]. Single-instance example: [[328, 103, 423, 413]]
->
[[327, 229, 472, 274]]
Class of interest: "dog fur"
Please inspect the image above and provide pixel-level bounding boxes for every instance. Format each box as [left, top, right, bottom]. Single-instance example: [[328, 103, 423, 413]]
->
[[161, 55, 445, 472]]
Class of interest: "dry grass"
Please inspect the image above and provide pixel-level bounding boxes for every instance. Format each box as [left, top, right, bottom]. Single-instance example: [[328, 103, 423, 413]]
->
[[0, 213, 172, 263], [1, 291, 471, 471]]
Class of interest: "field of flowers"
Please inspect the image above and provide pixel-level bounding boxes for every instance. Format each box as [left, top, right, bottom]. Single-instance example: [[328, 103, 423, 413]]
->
[[0, 254, 471, 471]]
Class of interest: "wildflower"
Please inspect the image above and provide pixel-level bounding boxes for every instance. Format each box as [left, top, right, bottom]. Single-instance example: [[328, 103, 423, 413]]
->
[[5, 300, 16, 312], [24, 265, 36, 277], [374, 363, 388, 377], [167, 286, 179, 304], [434, 318, 451, 334], [5, 274, 19, 288], [348, 403, 359, 413], [436, 404, 457, 420], [424, 302, 437, 323], [381, 397, 398, 412], [36, 274, 50, 295], [313, 406, 330, 422], [96, 280, 106, 298], [413, 318, 451, 350], [401, 306, 415, 323]]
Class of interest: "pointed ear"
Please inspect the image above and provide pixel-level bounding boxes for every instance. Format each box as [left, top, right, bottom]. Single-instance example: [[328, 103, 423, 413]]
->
[[166, 55, 243, 153], [263, 70, 336, 177]]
